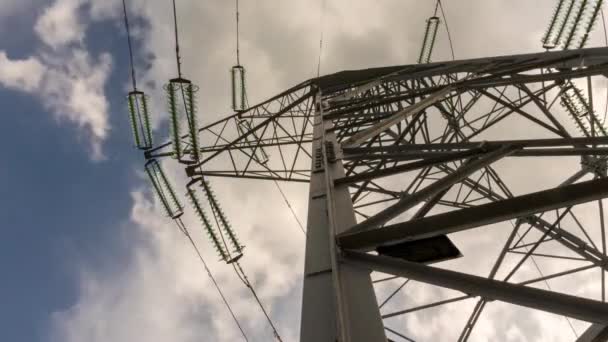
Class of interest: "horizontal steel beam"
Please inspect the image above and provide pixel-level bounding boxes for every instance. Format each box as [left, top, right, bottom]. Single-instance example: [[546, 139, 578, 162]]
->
[[336, 148, 486, 185], [338, 177, 608, 251], [342, 250, 608, 324], [343, 136, 608, 154], [340, 147, 608, 164]]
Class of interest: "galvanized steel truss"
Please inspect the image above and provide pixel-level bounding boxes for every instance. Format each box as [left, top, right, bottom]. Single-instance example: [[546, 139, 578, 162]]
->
[[150, 47, 608, 341]]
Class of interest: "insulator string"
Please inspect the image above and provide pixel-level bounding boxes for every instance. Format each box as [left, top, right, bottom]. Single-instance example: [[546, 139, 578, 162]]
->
[[121, 0, 138, 90]]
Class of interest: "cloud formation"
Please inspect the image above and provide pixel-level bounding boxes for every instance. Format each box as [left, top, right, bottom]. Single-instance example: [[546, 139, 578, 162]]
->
[[0, 0, 115, 159], [46, 0, 608, 341]]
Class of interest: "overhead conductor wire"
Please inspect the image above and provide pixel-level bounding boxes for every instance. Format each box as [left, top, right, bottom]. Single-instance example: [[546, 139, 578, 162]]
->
[[437, 0, 455, 60], [167, 0, 285, 339], [236, 0, 241, 65], [122, 1, 248, 340], [230, 4, 286, 339], [122, 0, 138, 90], [176, 219, 249, 341], [172, 0, 183, 78], [316, 0, 327, 77], [234, 0, 305, 235]]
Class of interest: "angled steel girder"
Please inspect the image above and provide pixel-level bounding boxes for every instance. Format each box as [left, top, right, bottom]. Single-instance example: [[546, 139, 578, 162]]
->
[[338, 177, 608, 251], [577, 324, 608, 342], [342, 250, 608, 324], [347, 145, 518, 233], [341, 85, 455, 147]]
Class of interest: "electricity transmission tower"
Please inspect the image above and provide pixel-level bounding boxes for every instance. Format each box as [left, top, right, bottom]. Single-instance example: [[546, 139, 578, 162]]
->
[[121, 0, 608, 340], [139, 46, 608, 341]]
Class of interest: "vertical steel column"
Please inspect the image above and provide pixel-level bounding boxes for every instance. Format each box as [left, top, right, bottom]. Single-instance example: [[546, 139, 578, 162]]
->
[[300, 91, 386, 342]]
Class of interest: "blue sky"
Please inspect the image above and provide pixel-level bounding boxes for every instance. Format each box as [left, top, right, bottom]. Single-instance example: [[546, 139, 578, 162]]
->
[[0, 1, 311, 341], [0, 2, 141, 341], [2, 0, 606, 341]]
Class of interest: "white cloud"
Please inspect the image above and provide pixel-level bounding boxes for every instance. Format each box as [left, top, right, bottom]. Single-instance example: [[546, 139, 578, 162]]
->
[[46, 0, 608, 341], [0, 51, 45, 91], [0, 0, 119, 159], [0, 49, 112, 160], [35, 0, 85, 48], [39, 49, 112, 159], [50, 178, 306, 341]]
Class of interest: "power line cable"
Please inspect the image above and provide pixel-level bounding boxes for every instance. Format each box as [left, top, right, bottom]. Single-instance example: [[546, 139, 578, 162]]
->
[[273, 180, 306, 235], [437, 0, 455, 61], [242, 88, 306, 236], [236, 0, 241, 65], [171, 0, 183, 78], [316, 0, 327, 78], [121, 0, 138, 90], [232, 261, 284, 342], [194, 172, 285, 340], [175, 218, 249, 341]]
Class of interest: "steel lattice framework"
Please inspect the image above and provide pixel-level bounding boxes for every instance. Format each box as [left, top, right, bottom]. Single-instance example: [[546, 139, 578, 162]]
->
[[145, 47, 608, 341]]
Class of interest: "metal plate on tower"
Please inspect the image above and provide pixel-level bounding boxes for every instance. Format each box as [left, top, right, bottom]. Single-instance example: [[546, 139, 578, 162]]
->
[[376, 235, 462, 264]]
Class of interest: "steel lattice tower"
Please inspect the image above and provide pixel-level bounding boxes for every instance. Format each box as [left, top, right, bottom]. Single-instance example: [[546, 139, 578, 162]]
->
[[143, 46, 608, 341]]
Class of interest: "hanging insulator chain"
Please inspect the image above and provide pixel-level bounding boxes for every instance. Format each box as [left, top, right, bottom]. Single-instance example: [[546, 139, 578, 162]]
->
[[232, 65, 247, 112], [563, 0, 590, 49], [127, 90, 153, 150], [200, 178, 244, 256], [166, 80, 182, 159], [560, 82, 608, 137], [542, 0, 568, 48], [145, 159, 183, 219], [552, 0, 578, 48], [185, 82, 201, 161], [418, 16, 440, 64], [579, 0, 604, 48], [165, 78, 201, 162], [186, 186, 230, 261]]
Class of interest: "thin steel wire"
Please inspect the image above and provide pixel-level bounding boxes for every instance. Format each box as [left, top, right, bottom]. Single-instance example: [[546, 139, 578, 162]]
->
[[195, 174, 284, 340], [175, 218, 249, 341], [236, 0, 241, 65], [273, 180, 306, 234], [438, 0, 455, 60], [171, 0, 183, 78], [121, 0, 137, 90], [243, 93, 306, 236], [316, 0, 327, 78], [232, 261, 284, 341]]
